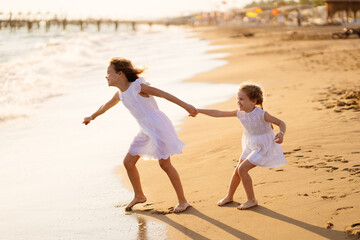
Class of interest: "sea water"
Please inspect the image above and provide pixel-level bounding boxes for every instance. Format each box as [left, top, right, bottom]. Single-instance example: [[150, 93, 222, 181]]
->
[[0, 24, 237, 239]]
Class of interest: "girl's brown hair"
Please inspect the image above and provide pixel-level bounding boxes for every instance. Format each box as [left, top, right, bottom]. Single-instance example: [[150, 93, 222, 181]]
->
[[239, 84, 264, 109], [109, 57, 145, 82]]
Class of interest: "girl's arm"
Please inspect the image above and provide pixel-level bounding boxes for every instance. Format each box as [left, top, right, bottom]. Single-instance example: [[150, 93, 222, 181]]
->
[[264, 112, 286, 144], [83, 92, 120, 125], [140, 84, 198, 117], [198, 109, 238, 117]]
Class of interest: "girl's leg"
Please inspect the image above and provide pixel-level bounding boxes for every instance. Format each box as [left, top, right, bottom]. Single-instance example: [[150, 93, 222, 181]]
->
[[237, 159, 257, 210], [158, 157, 190, 213], [218, 160, 244, 206], [123, 153, 147, 211]]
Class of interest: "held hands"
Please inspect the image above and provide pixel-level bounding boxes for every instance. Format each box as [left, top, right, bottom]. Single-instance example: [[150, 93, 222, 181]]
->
[[186, 104, 198, 117], [82, 116, 93, 125], [274, 131, 284, 144]]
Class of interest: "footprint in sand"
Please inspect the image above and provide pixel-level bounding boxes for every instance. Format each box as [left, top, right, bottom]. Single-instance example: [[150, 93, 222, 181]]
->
[[114, 203, 128, 208], [342, 167, 360, 176], [152, 210, 172, 215], [142, 208, 154, 211], [325, 167, 339, 172], [310, 181, 322, 184], [345, 223, 360, 237], [284, 148, 302, 156], [254, 181, 280, 186], [325, 155, 346, 163], [318, 87, 360, 112], [295, 153, 349, 174], [298, 193, 309, 197], [321, 195, 336, 200], [298, 165, 314, 169]]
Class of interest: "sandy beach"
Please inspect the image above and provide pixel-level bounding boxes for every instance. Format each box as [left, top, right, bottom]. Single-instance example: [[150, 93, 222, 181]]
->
[[119, 25, 360, 239]]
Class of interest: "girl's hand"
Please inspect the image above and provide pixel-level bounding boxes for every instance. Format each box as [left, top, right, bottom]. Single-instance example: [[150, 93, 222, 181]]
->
[[83, 116, 93, 125], [274, 131, 284, 144], [186, 104, 198, 117]]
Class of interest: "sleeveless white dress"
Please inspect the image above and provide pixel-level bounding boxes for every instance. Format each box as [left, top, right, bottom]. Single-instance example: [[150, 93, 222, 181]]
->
[[118, 77, 185, 160], [237, 107, 286, 168]]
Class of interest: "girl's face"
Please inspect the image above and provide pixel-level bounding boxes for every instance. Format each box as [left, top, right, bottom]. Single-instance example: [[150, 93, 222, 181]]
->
[[106, 64, 121, 86], [237, 90, 257, 112]]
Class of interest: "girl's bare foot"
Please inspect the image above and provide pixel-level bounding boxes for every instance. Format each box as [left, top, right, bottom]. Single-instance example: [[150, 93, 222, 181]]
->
[[217, 196, 233, 206], [125, 196, 147, 211], [174, 202, 191, 213], [237, 199, 258, 210]]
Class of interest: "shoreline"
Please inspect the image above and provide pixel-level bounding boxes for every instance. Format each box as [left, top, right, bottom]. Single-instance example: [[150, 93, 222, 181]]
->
[[0, 26, 239, 240], [120, 25, 360, 239]]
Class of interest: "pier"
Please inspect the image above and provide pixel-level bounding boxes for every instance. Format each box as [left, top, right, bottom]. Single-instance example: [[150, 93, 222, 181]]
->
[[0, 12, 180, 32]]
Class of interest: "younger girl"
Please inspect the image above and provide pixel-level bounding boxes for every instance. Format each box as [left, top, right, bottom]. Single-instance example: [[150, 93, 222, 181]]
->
[[197, 84, 286, 210], [83, 57, 196, 213]]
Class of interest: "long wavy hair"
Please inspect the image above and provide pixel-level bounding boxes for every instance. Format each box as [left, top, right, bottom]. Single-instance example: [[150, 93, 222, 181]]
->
[[109, 57, 145, 82]]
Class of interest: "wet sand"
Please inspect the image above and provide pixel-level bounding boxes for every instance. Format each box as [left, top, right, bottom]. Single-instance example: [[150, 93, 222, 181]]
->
[[119, 25, 360, 239]]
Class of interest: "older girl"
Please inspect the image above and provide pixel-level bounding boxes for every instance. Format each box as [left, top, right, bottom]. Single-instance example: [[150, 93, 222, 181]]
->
[[83, 57, 196, 213]]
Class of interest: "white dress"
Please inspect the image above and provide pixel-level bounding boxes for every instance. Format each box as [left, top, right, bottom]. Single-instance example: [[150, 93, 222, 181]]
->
[[118, 77, 185, 160], [237, 107, 286, 168]]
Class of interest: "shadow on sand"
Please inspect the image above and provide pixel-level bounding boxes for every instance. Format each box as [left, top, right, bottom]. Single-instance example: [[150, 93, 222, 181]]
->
[[250, 206, 350, 239], [134, 206, 257, 240], [133, 205, 351, 240]]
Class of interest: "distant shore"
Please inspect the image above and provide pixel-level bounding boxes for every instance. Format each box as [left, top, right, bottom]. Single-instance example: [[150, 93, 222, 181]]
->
[[119, 25, 360, 239]]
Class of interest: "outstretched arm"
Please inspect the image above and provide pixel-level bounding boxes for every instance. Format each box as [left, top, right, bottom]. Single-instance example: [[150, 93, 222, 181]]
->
[[264, 112, 286, 143], [198, 109, 238, 118], [140, 84, 197, 117], [83, 92, 120, 125]]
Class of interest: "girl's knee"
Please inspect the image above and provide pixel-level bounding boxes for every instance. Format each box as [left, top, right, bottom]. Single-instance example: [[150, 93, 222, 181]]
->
[[123, 159, 134, 169], [238, 165, 249, 176], [238, 160, 255, 176], [235, 165, 241, 175], [235, 160, 244, 174], [158, 158, 171, 171], [237, 166, 246, 176], [123, 154, 138, 169]]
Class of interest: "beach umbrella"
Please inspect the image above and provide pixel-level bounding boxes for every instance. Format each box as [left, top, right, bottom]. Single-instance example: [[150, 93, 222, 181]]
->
[[272, 9, 280, 15], [246, 11, 258, 18]]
